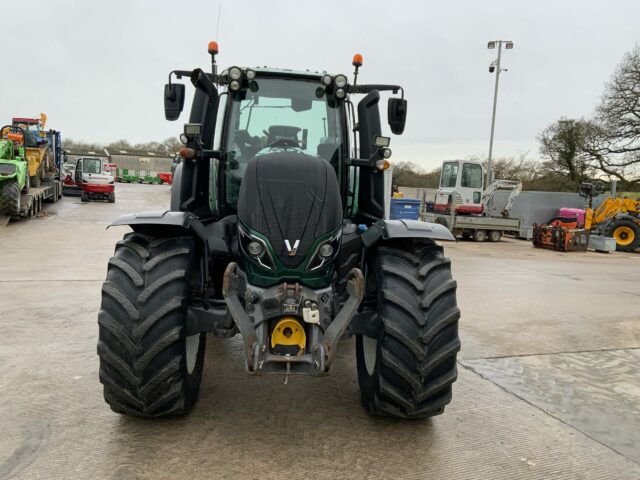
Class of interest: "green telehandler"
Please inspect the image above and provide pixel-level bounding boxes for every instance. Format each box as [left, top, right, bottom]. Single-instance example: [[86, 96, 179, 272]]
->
[[98, 42, 461, 419], [0, 125, 30, 216]]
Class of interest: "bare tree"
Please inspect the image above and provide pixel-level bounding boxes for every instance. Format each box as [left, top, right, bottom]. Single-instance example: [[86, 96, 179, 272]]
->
[[61, 138, 103, 151], [162, 136, 181, 152], [392, 161, 441, 188], [586, 46, 640, 187]]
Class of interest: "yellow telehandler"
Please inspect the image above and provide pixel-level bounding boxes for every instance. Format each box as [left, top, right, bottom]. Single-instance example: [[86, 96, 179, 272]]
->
[[590, 191, 639, 252]]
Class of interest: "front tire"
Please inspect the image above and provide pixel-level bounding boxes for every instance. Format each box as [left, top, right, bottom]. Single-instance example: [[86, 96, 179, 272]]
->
[[607, 218, 640, 252], [356, 240, 461, 418], [98, 232, 206, 417], [0, 180, 21, 216]]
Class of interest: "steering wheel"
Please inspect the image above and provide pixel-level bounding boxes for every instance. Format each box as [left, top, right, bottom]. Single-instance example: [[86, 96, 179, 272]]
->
[[1, 125, 25, 138], [267, 137, 299, 148]]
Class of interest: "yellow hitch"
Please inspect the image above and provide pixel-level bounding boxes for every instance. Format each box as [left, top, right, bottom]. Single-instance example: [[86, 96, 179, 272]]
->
[[271, 317, 306, 356]]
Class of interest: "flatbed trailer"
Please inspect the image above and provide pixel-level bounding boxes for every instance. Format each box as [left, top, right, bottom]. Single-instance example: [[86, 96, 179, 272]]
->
[[423, 210, 521, 242], [0, 177, 62, 226]]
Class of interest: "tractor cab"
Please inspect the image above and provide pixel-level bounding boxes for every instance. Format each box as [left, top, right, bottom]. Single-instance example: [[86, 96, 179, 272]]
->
[[12, 114, 47, 148]]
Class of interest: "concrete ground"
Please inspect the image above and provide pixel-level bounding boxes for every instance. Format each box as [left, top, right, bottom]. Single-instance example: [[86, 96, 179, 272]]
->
[[1, 183, 639, 480]]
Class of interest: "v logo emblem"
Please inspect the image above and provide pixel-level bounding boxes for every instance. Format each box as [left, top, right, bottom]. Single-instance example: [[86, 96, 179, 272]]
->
[[284, 239, 300, 256]]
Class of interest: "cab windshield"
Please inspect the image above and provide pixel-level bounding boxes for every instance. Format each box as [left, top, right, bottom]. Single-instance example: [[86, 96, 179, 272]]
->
[[224, 77, 343, 207], [83, 158, 102, 174]]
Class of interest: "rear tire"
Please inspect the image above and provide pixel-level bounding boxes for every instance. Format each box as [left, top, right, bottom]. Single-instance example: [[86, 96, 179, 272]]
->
[[356, 240, 461, 418], [607, 218, 640, 252], [109, 191, 115, 203], [81, 191, 88, 202], [473, 229, 487, 242], [488, 230, 502, 242], [0, 180, 21, 216], [98, 232, 206, 417]]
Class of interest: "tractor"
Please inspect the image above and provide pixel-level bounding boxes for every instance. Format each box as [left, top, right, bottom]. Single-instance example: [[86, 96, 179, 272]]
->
[[98, 43, 461, 419], [0, 126, 30, 215], [12, 114, 55, 187]]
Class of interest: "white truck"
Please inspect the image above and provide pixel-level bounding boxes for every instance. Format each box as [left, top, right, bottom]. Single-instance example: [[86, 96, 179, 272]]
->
[[423, 159, 521, 241]]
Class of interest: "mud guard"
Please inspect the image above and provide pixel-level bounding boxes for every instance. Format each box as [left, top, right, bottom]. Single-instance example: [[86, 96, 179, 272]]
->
[[108, 210, 232, 257], [360, 219, 455, 247], [109, 210, 198, 230]]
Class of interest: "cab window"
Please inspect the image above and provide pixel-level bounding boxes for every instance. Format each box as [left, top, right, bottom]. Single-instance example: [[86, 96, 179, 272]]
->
[[440, 162, 459, 188], [461, 163, 483, 189]]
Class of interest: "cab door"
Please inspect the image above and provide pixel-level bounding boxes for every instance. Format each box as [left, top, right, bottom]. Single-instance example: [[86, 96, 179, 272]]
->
[[457, 162, 484, 213], [74, 158, 83, 185]]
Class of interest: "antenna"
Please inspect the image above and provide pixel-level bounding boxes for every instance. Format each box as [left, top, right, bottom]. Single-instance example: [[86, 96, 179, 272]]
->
[[215, 2, 222, 41]]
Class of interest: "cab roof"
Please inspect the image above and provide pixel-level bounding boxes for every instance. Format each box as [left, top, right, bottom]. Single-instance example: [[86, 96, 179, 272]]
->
[[227, 67, 329, 82]]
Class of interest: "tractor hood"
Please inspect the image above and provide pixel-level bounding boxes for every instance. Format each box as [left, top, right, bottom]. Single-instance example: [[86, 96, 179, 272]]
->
[[237, 150, 342, 269]]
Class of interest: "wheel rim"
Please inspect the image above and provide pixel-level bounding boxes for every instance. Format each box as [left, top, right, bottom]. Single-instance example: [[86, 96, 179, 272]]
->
[[363, 336, 377, 375], [185, 334, 200, 374], [613, 226, 635, 246]]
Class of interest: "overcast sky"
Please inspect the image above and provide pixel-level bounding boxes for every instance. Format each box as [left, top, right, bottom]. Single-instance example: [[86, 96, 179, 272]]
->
[[2, 0, 638, 171]]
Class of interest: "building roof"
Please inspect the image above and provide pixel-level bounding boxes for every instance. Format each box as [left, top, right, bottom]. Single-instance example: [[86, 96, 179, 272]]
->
[[65, 149, 109, 157], [104, 148, 173, 158]]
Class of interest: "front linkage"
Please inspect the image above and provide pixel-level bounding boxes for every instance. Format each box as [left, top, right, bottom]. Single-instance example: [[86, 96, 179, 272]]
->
[[222, 262, 364, 375]]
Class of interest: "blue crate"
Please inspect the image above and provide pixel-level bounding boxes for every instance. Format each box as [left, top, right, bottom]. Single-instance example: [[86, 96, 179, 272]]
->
[[390, 198, 421, 220]]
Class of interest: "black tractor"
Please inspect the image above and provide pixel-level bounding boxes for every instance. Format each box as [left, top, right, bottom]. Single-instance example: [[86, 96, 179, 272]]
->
[[98, 42, 460, 419]]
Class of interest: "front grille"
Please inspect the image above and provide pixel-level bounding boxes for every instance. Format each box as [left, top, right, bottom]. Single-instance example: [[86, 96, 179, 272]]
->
[[0, 164, 17, 176]]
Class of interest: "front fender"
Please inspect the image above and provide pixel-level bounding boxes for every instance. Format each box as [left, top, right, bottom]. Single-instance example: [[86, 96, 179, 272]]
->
[[0, 161, 23, 183], [109, 210, 197, 229], [108, 210, 233, 256], [360, 219, 455, 247]]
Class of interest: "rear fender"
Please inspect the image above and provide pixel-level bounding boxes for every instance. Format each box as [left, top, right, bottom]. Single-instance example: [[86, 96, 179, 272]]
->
[[360, 219, 455, 247]]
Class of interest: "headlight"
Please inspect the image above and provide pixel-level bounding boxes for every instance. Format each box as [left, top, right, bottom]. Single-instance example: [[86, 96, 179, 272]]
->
[[334, 74, 347, 88], [247, 241, 263, 256], [321, 74, 332, 86], [229, 80, 241, 91], [335, 88, 346, 99], [229, 66, 242, 80], [238, 225, 275, 270], [307, 230, 341, 271], [245, 68, 256, 80]]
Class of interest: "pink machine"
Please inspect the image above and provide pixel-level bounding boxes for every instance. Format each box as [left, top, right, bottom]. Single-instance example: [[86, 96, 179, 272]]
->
[[558, 207, 586, 226]]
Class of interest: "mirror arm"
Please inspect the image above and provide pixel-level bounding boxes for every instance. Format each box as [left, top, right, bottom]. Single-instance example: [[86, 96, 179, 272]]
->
[[348, 84, 404, 99], [189, 69, 217, 96], [345, 148, 384, 168]]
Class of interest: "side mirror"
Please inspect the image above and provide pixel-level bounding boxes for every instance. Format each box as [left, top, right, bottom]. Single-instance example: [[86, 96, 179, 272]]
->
[[388, 98, 407, 135], [164, 83, 186, 121]]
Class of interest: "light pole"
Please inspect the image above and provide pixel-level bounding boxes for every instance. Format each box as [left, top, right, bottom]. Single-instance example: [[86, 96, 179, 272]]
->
[[486, 40, 513, 187]]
